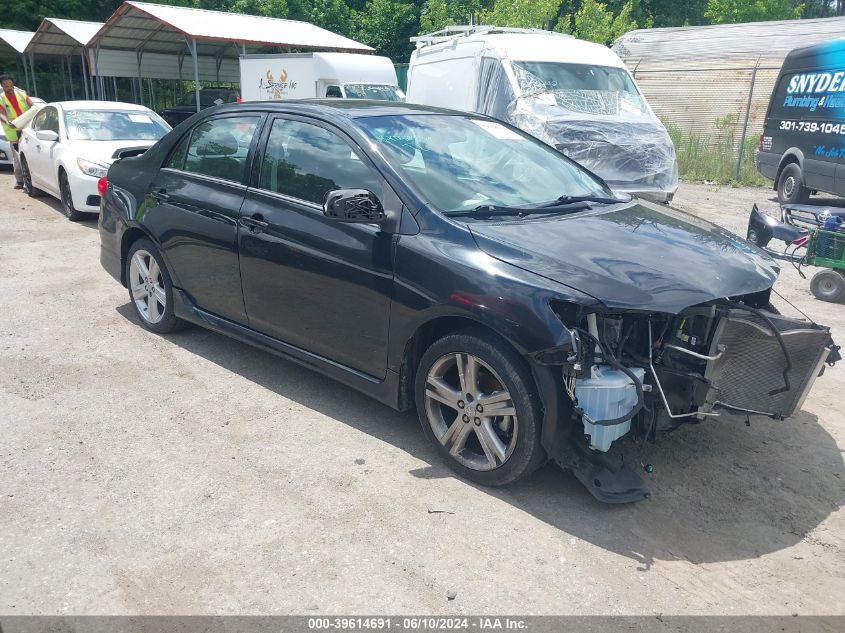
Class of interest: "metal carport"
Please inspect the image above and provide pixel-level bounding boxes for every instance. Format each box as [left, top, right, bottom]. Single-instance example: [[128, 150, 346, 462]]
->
[[0, 29, 35, 93], [89, 1, 374, 112], [25, 18, 102, 100]]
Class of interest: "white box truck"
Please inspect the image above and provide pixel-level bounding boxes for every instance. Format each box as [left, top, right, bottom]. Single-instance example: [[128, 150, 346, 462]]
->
[[406, 26, 678, 202], [239, 52, 404, 102]]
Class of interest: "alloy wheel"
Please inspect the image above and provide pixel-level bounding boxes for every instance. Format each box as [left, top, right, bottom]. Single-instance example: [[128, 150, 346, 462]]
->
[[129, 249, 167, 324], [423, 352, 518, 471]]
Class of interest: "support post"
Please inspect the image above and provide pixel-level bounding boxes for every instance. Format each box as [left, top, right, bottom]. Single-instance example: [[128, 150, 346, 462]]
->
[[21, 54, 30, 93], [112, 76, 118, 101], [188, 37, 201, 113], [29, 53, 38, 96], [80, 50, 90, 100], [736, 57, 760, 182], [60, 59, 68, 100], [136, 50, 144, 106], [67, 57, 75, 100]]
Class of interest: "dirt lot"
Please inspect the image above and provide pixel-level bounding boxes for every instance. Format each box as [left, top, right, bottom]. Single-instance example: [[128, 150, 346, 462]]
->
[[1, 171, 843, 616]]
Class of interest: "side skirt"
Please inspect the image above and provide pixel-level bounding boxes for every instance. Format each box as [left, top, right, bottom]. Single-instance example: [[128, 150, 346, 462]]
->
[[172, 289, 402, 410]]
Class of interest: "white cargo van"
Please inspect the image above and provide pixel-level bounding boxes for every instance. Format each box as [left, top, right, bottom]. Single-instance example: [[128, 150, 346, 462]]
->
[[240, 52, 404, 102], [406, 26, 678, 201]]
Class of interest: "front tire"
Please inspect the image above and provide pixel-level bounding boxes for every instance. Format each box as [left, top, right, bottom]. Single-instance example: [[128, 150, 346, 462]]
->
[[777, 163, 809, 205], [414, 328, 545, 486], [810, 269, 845, 303], [126, 239, 182, 333], [59, 171, 82, 221], [20, 155, 42, 198]]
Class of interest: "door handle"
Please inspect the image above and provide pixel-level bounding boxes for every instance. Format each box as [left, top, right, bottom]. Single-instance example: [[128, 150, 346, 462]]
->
[[151, 189, 170, 202], [242, 214, 269, 233]]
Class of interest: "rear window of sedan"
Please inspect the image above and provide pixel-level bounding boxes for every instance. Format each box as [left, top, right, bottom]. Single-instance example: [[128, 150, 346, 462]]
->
[[64, 109, 171, 141]]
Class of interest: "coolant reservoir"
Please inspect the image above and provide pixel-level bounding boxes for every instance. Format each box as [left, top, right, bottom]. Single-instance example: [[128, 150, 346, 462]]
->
[[576, 365, 645, 452]]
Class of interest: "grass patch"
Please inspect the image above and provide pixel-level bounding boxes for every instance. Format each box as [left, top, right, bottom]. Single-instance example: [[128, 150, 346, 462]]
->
[[665, 115, 769, 187]]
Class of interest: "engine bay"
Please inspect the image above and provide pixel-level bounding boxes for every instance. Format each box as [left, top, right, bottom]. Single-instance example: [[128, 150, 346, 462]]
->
[[553, 293, 840, 455]]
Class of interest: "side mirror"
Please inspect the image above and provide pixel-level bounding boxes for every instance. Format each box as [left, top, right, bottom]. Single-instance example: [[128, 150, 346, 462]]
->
[[323, 189, 386, 224], [36, 130, 59, 142]]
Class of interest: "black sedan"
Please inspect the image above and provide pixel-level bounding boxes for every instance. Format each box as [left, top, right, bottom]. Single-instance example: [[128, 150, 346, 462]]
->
[[98, 101, 837, 503], [159, 88, 240, 127]]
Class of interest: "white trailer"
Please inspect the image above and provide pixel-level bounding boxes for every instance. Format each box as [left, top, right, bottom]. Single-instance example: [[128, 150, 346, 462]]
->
[[239, 52, 404, 102]]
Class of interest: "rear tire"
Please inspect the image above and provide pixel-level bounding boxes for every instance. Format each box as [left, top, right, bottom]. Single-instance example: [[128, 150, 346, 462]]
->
[[777, 163, 809, 205], [20, 155, 42, 198], [810, 269, 845, 303], [414, 328, 545, 486], [59, 171, 82, 222], [125, 238, 183, 334]]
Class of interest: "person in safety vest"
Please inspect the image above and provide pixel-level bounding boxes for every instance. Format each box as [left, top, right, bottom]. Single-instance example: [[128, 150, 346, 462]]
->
[[0, 75, 34, 190]]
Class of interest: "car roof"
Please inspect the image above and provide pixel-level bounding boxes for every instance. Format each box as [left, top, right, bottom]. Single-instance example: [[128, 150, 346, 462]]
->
[[783, 38, 845, 68], [51, 100, 154, 111], [213, 99, 473, 120]]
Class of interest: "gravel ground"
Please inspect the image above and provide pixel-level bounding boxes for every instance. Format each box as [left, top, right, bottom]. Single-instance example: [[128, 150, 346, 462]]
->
[[0, 171, 843, 616]]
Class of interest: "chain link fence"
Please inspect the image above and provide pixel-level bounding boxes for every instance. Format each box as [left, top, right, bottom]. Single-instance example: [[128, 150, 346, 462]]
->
[[631, 60, 783, 185]]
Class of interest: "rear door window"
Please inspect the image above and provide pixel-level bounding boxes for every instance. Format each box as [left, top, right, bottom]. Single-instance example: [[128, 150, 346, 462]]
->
[[182, 116, 260, 183], [257, 118, 381, 204]]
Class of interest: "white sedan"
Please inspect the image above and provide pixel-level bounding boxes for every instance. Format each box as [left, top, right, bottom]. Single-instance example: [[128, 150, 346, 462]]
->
[[17, 101, 171, 220], [0, 128, 11, 168]]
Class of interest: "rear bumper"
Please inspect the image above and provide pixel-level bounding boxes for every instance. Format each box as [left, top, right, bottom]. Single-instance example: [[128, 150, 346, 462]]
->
[[100, 242, 123, 285], [757, 150, 779, 181]]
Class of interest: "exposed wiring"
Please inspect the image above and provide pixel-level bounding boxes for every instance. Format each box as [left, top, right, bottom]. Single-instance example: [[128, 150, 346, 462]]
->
[[771, 287, 815, 324]]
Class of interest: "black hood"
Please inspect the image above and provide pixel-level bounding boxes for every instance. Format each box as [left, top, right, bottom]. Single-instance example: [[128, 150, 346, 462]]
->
[[469, 201, 779, 314]]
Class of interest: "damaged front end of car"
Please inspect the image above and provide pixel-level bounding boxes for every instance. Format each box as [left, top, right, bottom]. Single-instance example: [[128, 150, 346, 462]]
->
[[532, 292, 840, 504]]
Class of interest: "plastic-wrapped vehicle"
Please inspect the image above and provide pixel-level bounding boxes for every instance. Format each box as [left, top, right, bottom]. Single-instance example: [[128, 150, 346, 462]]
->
[[407, 26, 678, 202]]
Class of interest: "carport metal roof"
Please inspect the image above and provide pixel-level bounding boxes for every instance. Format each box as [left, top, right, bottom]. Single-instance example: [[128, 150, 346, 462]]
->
[[0, 29, 34, 56], [0, 29, 35, 94], [25, 18, 102, 56], [91, 1, 374, 55]]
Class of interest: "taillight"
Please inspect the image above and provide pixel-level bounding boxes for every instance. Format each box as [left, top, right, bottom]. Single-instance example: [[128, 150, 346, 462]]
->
[[97, 177, 108, 197]]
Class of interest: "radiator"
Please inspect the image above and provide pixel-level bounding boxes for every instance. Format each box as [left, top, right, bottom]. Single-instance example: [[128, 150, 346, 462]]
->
[[703, 310, 833, 418]]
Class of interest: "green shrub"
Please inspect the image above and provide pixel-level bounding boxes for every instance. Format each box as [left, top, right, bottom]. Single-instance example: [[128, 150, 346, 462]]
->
[[664, 117, 769, 187]]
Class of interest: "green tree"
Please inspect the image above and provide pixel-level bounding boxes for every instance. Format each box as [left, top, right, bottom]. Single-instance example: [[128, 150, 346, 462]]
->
[[231, 0, 289, 17], [478, 0, 560, 28], [570, 0, 639, 44], [356, 0, 421, 61], [704, 0, 804, 24], [288, 0, 358, 34]]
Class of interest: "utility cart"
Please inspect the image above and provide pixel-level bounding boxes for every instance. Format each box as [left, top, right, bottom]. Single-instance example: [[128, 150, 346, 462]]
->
[[747, 202, 845, 302]]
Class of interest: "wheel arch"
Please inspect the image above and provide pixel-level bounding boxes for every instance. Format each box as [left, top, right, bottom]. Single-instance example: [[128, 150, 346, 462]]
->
[[120, 226, 157, 287], [397, 315, 523, 412], [774, 149, 804, 191]]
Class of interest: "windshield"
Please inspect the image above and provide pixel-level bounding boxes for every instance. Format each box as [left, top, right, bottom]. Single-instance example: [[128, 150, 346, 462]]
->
[[64, 110, 171, 141], [357, 114, 611, 214], [513, 62, 647, 116], [343, 84, 405, 101], [178, 89, 238, 107]]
